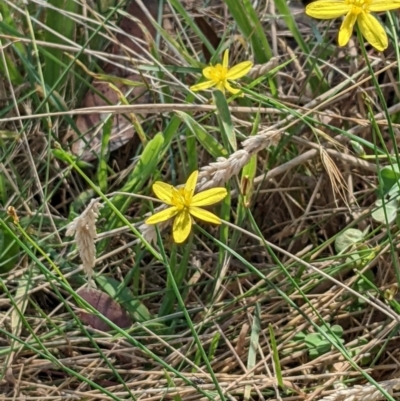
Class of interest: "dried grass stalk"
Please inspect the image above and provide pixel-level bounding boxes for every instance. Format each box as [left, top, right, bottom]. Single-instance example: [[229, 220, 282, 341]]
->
[[66, 199, 103, 282], [318, 379, 400, 401], [140, 130, 281, 242], [320, 148, 349, 209], [248, 57, 280, 79]]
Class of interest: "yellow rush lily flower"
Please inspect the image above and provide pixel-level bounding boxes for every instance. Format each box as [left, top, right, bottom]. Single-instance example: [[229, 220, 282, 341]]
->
[[305, 0, 400, 51], [190, 49, 253, 95], [145, 171, 227, 244]]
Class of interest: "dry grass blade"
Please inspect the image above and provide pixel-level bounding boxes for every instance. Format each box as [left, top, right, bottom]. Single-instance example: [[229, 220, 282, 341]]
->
[[2, 0, 400, 400], [320, 148, 350, 209], [317, 379, 400, 401]]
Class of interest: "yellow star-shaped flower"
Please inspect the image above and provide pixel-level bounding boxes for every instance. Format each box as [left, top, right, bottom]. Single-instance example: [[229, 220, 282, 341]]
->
[[145, 171, 227, 243], [306, 0, 400, 51], [190, 49, 253, 95]]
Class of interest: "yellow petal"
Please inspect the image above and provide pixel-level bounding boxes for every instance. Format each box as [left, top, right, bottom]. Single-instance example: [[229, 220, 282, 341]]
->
[[222, 49, 229, 69], [145, 206, 178, 224], [358, 12, 388, 51], [191, 187, 227, 206], [190, 79, 216, 92], [185, 170, 198, 199], [226, 61, 253, 80], [370, 0, 400, 12], [203, 66, 217, 80], [305, 1, 350, 19], [172, 210, 192, 243], [189, 206, 222, 224], [224, 80, 241, 95], [152, 181, 174, 204], [338, 11, 357, 46], [216, 81, 225, 92]]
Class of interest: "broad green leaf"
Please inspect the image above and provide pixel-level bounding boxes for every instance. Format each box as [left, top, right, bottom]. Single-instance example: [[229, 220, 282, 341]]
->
[[372, 198, 398, 224], [175, 110, 227, 158], [304, 333, 321, 347], [334, 228, 364, 254], [293, 331, 306, 341], [316, 342, 331, 354], [380, 165, 400, 194], [331, 325, 344, 337], [387, 183, 400, 200]]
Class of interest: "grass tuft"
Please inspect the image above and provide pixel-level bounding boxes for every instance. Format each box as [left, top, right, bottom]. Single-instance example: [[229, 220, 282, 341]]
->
[[1, 1, 400, 400]]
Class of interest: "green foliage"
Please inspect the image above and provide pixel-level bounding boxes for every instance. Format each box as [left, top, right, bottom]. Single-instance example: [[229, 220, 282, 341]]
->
[[334, 228, 375, 269], [2, 1, 400, 400], [350, 140, 366, 157], [101, 132, 164, 234], [52, 147, 94, 169], [176, 111, 228, 158], [295, 324, 344, 360], [0, 219, 20, 274], [223, 0, 271, 63], [372, 164, 400, 224], [97, 117, 112, 193], [44, 0, 79, 88], [352, 269, 376, 306], [213, 90, 236, 151]]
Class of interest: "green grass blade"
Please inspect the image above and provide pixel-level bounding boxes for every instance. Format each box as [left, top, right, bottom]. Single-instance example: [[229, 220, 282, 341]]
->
[[176, 110, 228, 158], [224, 0, 271, 62], [213, 91, 236, 151], [43, 0, 78, 88]]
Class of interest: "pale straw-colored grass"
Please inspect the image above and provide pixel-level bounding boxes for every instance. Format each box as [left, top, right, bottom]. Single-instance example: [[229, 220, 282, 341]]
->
[[317, 378, 400, 401], [66, 199, 103, 284]]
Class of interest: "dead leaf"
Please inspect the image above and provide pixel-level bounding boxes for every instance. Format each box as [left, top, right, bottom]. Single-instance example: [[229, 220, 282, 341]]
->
[[77, 288, 132, 331]]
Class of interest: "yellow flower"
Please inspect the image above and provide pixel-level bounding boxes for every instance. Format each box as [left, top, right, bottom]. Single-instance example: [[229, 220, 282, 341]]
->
[[305, 0, 400, 51], [145, 171, 227, 243], [190, 49, 253, 95]]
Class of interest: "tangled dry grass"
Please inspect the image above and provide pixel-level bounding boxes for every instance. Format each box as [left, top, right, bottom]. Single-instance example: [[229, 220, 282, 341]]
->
[[1, 0, 400, 400]]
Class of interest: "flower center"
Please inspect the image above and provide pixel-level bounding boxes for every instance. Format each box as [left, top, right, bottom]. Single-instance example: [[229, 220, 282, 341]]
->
[[171, 188, 191, 211], [209, 64, 228, 83], [346, 0, 371, 14]]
